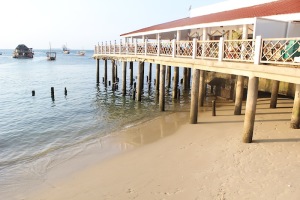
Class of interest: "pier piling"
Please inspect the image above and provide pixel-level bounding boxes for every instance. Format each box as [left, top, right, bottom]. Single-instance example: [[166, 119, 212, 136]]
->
[[159, 65, 166, 111], [290, 84, 300, 129], [122, 61, 127, 96], [212, 100, 216, 116], [242, 76, 259, 143], [190, 69, 200, 124], [234, 76, 245, 115], [166, 66, 171, 88], [64, 87, 67, 96], [104, 60, 108, 87], [32, 90, 35, 96], [96, 59, 100, 83], [137, 62, 143, 101], [270, 80, 280, 108], [156, 64, 160, 92], [172, 67, 179, 99], [148, 63, 152, 83], [130, 62, 133, 86], [198, 70, 206, 107], [51, 87, 55, 98]]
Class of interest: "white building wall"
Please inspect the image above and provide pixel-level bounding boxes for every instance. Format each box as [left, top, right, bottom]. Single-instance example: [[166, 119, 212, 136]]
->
[[254, 18, 288, 38], [287, 22, 300, 37]]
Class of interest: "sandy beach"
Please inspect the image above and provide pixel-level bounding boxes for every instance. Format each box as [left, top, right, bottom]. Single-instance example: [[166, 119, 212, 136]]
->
[[24, 97, 300, 200]]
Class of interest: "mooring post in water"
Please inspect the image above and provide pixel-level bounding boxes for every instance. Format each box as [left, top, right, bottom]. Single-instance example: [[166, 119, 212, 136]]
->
[[198, 70, 206, 107], [64, 87, 67, 96], [212, 100, 216, 116], [122, 61, 127, 96], [96, 59, 100, 83], [51, 87, 55, 101], [32, 90, 35, 96], [166, 65, 171, 89], [137, 62, 143, 101], [148, 63, 152, 83]]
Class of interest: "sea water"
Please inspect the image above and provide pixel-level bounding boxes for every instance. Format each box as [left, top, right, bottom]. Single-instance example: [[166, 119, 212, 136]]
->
[[0, 49, 190, 198]]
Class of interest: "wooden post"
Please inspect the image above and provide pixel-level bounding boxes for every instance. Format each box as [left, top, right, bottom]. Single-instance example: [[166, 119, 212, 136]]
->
[[234, 76, 245, 115], [64, 87, 67, 96], [190, 69, 200, 124], [96, 59, 100, 83], [111, 60, 115, 87], [172, 66, 179, 99], [141, 62, 145, 90], [132, 82, 136, 100], [130, 61, 133, 86], [198, 70, 205, 107], [51, 87, 55, 98], [159, 65, 166, 111], [156, 64, 160, 92], [104, 59, 108, 87], [148, 63, 152, 83], [32, 90, 35, 96], [122, 61, 127, 96], [270, 80, 280, 108], [242, 76, 259, 143], [166, 65, 171, 88], [137, 62, 143, 101], [290, 84, 300, 129]]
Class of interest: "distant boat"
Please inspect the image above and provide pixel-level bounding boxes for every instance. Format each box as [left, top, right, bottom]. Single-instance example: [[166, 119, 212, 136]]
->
[[62, 44, 70, 54], [77, 50, 85, 56], [12, 44, 34, 58], [0, 52, 2, 55], [46, 43, 56, 61]]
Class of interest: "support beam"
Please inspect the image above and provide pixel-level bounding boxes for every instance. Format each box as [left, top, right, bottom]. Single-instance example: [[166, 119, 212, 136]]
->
[[234, 76, 245, 115], [242, 76, 259, 143], [198, 70, 206, 107], [156, 64, 160, 92], [172, 67, 179, 99], [270, 80, 280, 108], [159, 65, 166, 111], [137, 62, 143, 101], [148, 63, 152, 83], [122, 61, 127, 96], [190, 69, 200, 124], [96, 59, 100, 83], [290, 84, 300, 129]]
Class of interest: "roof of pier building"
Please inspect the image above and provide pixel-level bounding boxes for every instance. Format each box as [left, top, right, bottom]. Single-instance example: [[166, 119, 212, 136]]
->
[[121, 0, 300, 38]]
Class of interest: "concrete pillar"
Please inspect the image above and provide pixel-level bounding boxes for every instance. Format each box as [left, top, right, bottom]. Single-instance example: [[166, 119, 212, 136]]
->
[[190, 69, 200, 124], [96, 59, 100, 83], [234, 76, 245, 115], [137, 62, 143, 101], [270, 80, 280, 108], [198, 70, 206, 107], [242, 76, 259, 143], [122, 61, 127, 96], [166, 66, 171, 88], [130, 61, 133, 86], [172, 67, 179, 99], [159, 65, 166, 111], [156, 64, 160, 92], [290, 84, 300, 129], [104, 59, 108, 87]]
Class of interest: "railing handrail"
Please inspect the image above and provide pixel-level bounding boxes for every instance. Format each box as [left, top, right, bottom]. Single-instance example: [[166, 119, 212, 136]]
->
[[95, 37, 300, 66]]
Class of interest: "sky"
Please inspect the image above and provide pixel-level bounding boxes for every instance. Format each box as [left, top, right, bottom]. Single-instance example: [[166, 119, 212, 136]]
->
[[0, 0, 226, 50]]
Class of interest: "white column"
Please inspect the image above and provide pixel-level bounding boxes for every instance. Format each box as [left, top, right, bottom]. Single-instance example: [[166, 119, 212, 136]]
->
[[157, 33, 160, 56], [218, 37, 224, 62], [241, 24, 248, 60], [254, 35, 262, 65]]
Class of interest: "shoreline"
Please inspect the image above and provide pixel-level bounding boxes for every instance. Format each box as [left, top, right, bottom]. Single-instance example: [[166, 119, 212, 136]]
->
[[17, 97, 300, 199]]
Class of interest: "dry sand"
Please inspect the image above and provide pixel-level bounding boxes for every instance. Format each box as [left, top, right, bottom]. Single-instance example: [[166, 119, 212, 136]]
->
[[26, 97, 300, 200]]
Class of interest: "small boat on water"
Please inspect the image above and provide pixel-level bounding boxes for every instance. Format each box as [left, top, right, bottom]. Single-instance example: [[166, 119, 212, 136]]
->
[[77, 50, 85, 56], [12, 44, 34, 58], [46, 44, 56, 61], [62, 44, 70, 54]]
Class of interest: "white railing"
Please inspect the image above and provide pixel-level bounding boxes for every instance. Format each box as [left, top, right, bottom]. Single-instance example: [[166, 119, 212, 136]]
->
[[94, 37, 300, 66]]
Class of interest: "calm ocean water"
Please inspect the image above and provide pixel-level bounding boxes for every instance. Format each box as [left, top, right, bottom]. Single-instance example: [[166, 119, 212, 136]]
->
[[0, 49, 191, 197]]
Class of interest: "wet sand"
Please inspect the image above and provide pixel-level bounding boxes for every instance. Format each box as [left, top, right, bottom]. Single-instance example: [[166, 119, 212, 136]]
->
[[26, 97, 300, 200]]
